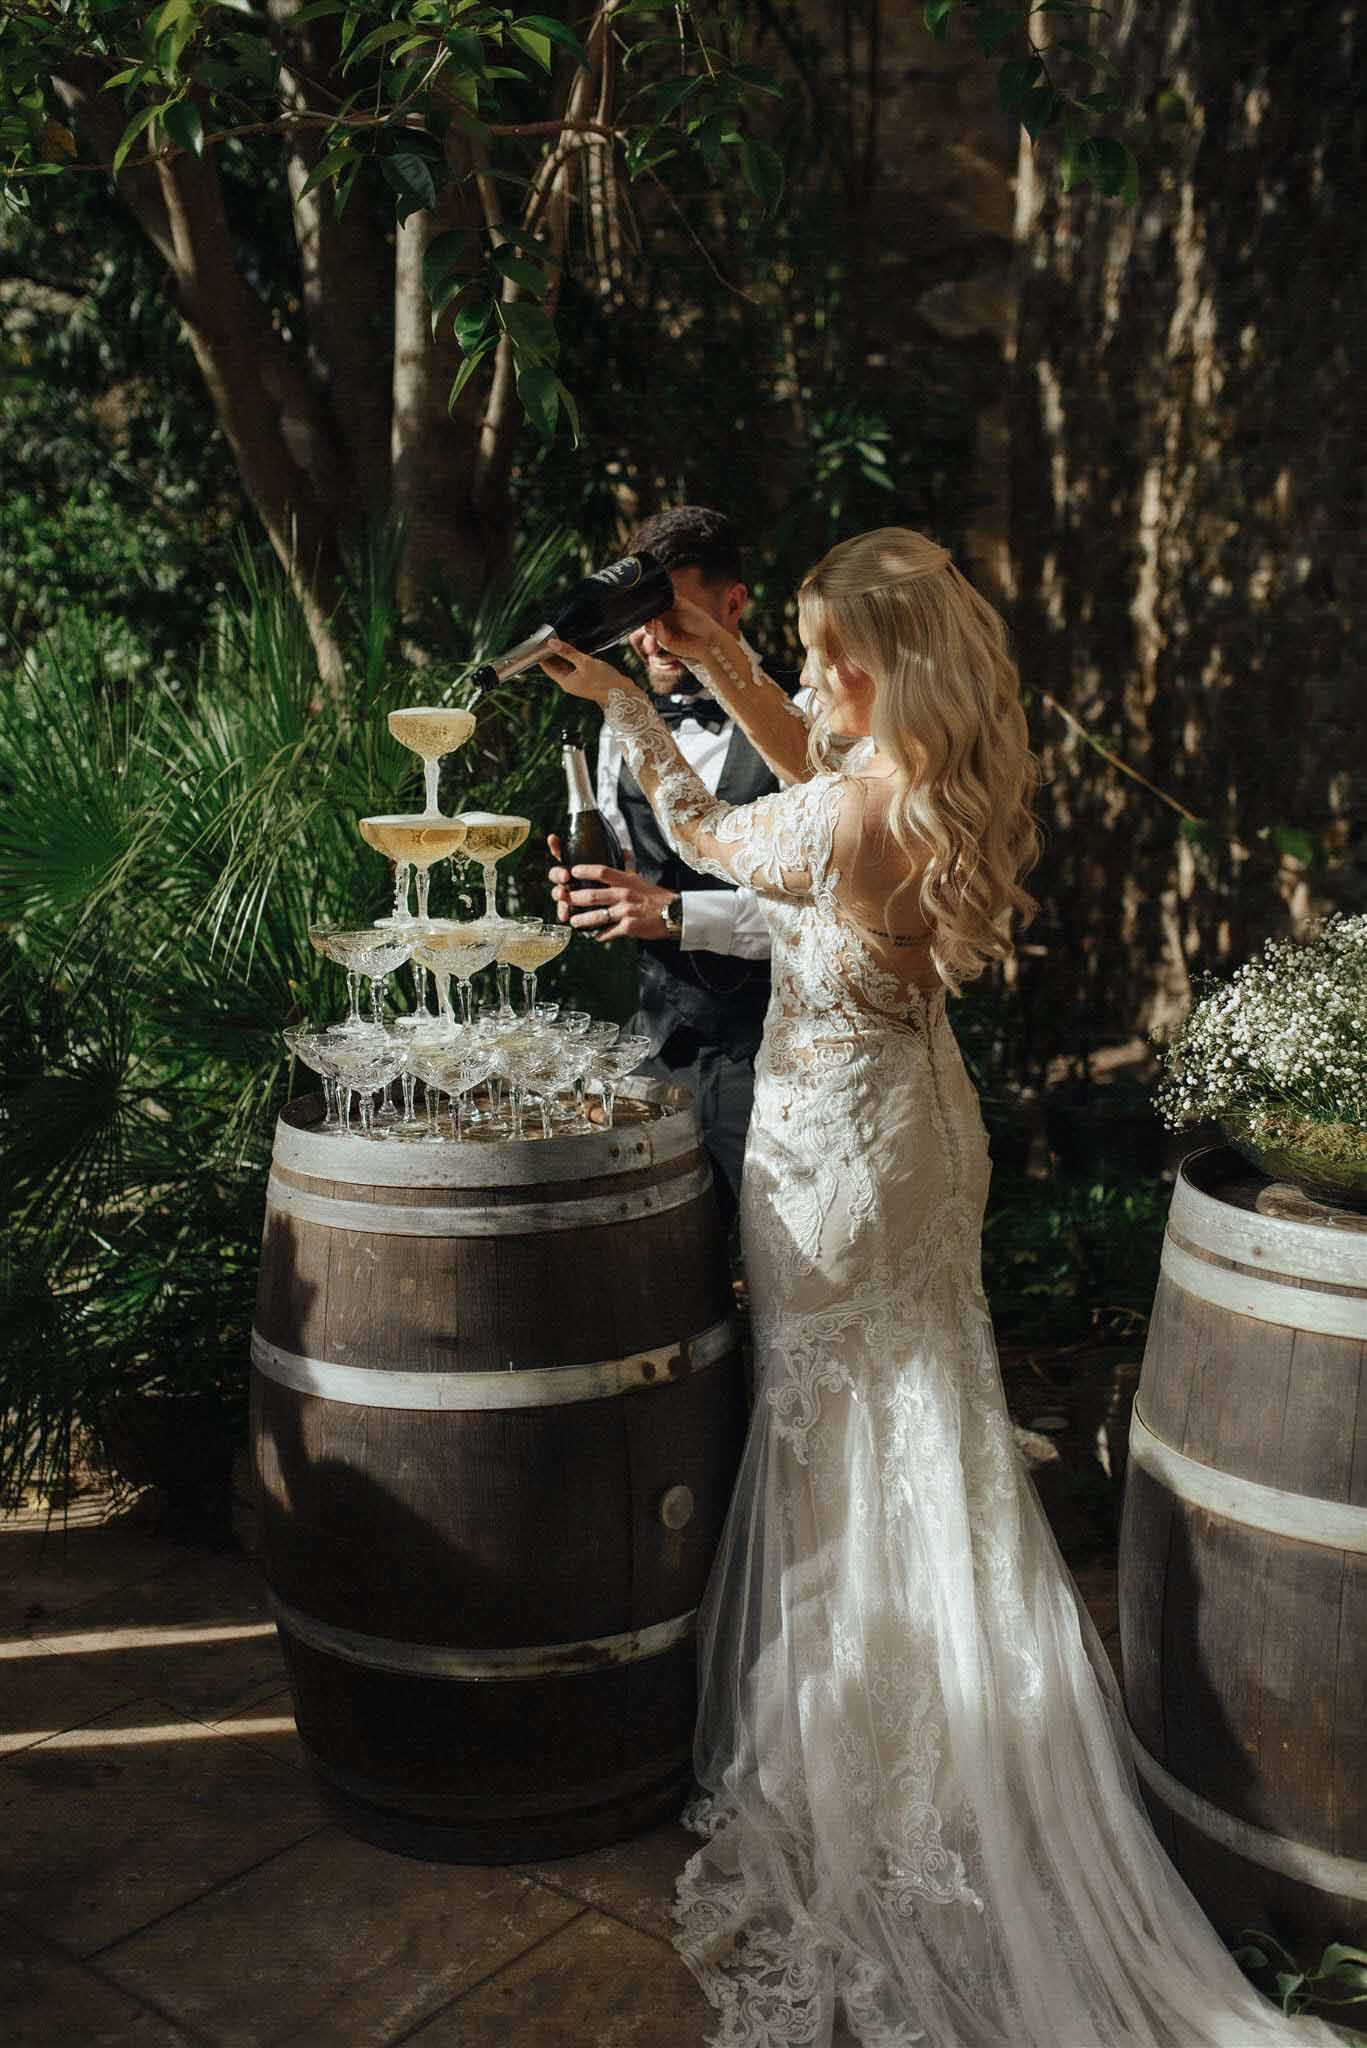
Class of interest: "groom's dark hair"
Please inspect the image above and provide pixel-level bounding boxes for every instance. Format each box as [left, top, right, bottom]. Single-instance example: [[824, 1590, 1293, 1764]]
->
[[626, 505, 745, 588]]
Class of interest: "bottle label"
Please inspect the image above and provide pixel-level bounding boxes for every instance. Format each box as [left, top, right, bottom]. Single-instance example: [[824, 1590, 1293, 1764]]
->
[[587, 554, 643, 592]]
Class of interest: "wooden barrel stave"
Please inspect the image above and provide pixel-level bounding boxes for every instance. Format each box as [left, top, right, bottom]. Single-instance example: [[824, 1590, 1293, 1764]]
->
[[1118, 1147, 1367, 1956], [254, 1363, 742, 1645], [252, 1083, 744, 1861]]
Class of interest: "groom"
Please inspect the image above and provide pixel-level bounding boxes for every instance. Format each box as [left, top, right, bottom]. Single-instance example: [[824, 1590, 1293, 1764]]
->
[[547, 505, 802, 1231]]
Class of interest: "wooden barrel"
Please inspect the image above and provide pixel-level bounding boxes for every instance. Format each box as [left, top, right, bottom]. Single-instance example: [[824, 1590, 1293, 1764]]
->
[[250, 1079, 746, 1863], [1118, 1146, 1367, 1954]]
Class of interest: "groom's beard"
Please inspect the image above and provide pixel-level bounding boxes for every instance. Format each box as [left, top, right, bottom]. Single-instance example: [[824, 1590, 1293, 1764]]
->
[[628, 646, 703, 699]]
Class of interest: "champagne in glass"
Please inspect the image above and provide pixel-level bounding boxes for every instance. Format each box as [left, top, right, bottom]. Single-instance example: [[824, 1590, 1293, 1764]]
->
[[496, 920, 571, 1013], [360, 814, 469, 923], [387, 706, 477, 817], [452, 813, 530, 923]]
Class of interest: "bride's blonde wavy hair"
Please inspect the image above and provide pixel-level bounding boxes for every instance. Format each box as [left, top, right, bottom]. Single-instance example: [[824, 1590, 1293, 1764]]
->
[[798, 527, 1041, 994]]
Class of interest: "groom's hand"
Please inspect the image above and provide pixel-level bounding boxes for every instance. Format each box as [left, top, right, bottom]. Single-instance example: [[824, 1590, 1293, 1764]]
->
[[547, 835, 674, 942]]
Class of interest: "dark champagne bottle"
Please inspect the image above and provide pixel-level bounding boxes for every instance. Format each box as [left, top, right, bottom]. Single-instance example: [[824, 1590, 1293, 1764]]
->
[[557, 732, 624, 872], [470, 550, 675, 691]]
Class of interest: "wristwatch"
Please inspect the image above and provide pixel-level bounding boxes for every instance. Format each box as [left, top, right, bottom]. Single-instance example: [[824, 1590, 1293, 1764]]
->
[[661, 892, 684, 940]]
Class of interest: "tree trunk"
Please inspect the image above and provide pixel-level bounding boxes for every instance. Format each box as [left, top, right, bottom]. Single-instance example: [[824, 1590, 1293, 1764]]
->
[[389, 134, 492, 640], [1010, 0, 1366, 1062], [56, 64, 352, 686], [269, 0, 395, 519]]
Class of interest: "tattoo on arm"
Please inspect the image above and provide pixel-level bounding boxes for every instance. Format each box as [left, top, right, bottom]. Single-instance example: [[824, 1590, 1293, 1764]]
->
[[706, 639, 751, 691]]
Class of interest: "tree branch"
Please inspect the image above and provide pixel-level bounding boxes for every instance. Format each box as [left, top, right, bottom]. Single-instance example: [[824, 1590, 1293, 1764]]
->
[[27, 112, 623, 179]]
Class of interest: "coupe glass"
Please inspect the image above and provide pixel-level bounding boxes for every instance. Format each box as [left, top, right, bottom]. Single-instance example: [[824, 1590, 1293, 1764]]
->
[[493, 1026, 564, 1139], [547, 1031, 596, 1128], [588, 1032, 653, 1129], [577, 1019, 620, 1115], [451, 812, 530, 924], [283, 1024, 343, 1132], [359, 814, 469, 924], [409, 1031, 495, 1142], [493, 919, 572, 1013], [326, 1034, 406, 1137], [387, 705, 476, 818], [309, 925, 412, 1033], [409, 920, 500, 1029]]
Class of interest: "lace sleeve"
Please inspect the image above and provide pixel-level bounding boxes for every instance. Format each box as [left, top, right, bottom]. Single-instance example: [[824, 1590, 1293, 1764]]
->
[[603, 687, 841, 900], [684, 632, 813, 787]]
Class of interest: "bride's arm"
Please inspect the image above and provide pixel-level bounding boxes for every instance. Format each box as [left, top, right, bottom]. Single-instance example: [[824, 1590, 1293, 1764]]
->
[[648, 602, 814, 789], [537, 644, 838, 897]]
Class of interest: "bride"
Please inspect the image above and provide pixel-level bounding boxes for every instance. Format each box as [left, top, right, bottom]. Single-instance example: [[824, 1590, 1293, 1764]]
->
[[537, 528, 1344, 2048]]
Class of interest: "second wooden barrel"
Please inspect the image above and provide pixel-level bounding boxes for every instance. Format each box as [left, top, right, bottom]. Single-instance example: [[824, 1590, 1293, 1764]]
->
[[1118, 1147, 1367, 1953], [251, 1079, 746, 1862]]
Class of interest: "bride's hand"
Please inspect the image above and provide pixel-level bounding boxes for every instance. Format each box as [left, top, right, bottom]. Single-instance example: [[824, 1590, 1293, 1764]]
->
[[537, 638, 627, 703], [644, 597, 721, 664]]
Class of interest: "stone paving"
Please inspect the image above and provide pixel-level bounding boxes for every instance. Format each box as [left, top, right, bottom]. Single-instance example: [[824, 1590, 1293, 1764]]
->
[[0, 1487, 1122, 2048]]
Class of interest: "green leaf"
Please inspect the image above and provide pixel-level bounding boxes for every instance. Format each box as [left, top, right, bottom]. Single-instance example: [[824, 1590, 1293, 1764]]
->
[[1271, 824, 1318, 866], [1056, 36, 1119, 75], [516, 362, 560, 439], [1082, 134, 1139, 202], [972, 6, 1022, 57], [491, 247, 549, 296], [740, 136, 784, 212], [112, 102, 165, 176], [1177, 817, 1220, 851], [997, 55, 1043, 111], [1020, 85, 1061, 139], [924, 0, 956, 42], [299, 142, 353, 199], [445, 26, 487, 73], [453, 297, 494, 350], [494, 224, 556, 256], [447, 337, 496, 413], [288, 0, 348, 22], [692, 108, 735, 171], [101, 66, 143, 90], [499, 298, 558, 362], [422, 226, 477, 293], [347, 20, 420, 65], [381, 149, 438, 225], [1320, 1964, 1367, 1996], [1236, 1929, 1299, 1970], [428, 272, 470, 330], [1234, 1946, 1270, 1971], [508, 23, 552, 71], [162, 98, 203, 157], [194, 57, 244, 90], [651, 75, 700, 120], [554, 376, 581, 447], [1320, 1946, 1367, 1972], [731, 60, 783, 97], [515, 14, 590, 67]]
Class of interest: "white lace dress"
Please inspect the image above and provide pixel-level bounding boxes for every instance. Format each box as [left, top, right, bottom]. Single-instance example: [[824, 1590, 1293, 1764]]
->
[[602, 689, 1346, 2048]]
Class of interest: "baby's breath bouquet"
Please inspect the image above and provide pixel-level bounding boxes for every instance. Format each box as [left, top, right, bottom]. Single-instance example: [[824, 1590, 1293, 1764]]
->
[[1155, 912, 1367, 1208]]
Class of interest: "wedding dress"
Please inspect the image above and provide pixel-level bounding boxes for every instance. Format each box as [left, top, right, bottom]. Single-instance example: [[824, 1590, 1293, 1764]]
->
[[602, 686, 1348, 2048]]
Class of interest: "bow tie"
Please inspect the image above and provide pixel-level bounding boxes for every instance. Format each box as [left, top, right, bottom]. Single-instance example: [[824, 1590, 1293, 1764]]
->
[[657, 692, 729, 734]]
